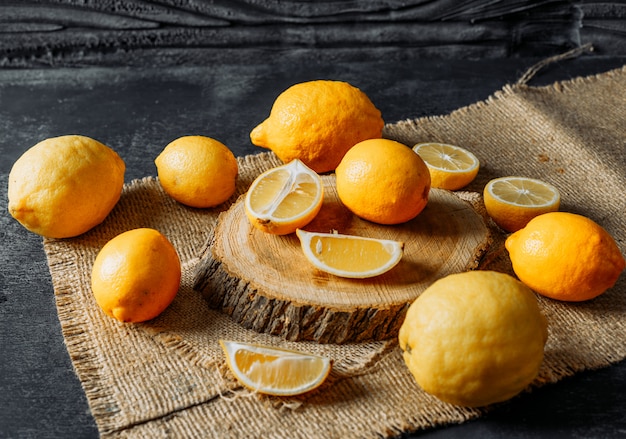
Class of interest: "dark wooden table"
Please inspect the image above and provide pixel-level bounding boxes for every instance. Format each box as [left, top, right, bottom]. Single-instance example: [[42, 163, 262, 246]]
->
[[2, 52, 626, 439], [1, 1, 626, 437]]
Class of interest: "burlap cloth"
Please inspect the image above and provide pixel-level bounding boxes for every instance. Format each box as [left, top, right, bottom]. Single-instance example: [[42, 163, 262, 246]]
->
[[44, 60, 626, 438]]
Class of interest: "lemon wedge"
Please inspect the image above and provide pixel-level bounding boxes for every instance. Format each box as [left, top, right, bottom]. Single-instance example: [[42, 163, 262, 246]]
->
[[244, 159, 323, 235], [296, 229, 404, 278], [219, 340, 332, 396]]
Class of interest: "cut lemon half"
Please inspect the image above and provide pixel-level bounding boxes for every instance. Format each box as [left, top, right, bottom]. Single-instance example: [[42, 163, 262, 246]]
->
[[219, 340, 332, 396], [244, 159, 323, 235], [483, 176, 560, 233], [413, 142, 480, 190], [296, 229, 404, 278]]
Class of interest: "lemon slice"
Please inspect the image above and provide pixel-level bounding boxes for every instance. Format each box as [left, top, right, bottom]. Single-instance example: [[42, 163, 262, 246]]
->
[[483, 176, 560, 232], [296, 229, 404, 278], [244, 159, 324, 235], [219, 340, 332, 396], [413, 142, 479, 190]]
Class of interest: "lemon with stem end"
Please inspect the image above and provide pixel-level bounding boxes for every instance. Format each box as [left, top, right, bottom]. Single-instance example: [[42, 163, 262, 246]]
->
[[506, 212, 625, 301], [8, 135, 125, 238], [399, 270, 548, 407], [250, 80, 384, 173]]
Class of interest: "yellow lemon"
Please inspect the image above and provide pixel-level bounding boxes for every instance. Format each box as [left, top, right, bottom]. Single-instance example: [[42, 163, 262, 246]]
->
[[412, 142, 480, 190], [8, 135, 125, 238], [296, 229, 404, 278], [250, 80, 384, 173], [335, 138, 431, 225], [155, 135, 238, 208], [505, 212, 625, 302], [219, 340, 332, 396], [244, 159, 323, 235], [399, 270, 548, 407], [483, 176, 560, 232], [91, 228, 181, 323]]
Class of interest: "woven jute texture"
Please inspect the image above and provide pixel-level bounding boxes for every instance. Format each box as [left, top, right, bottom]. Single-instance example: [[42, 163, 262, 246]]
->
[[44, 63, 626, 438]]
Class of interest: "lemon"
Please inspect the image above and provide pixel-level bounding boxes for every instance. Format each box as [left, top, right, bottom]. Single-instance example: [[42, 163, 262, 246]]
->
[[335, 138, 431, 225], [483, 176, 560, 232], [244, 159, 323, 235], [8, 135, 125, 238], [250, 80, 384, 173], [412, 142, 480, 190], [219, 340, 332, 396], [91, 228, 181, 323], [155, 135, 238, 208], [296, 229, 404, 279], [399, 270, 548, 407], [506, 212, 625, 302]]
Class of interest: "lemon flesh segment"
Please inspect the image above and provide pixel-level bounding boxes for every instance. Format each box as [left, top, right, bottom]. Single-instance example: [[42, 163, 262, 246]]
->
[[412, 142, 479, 190], [486, 177, 560, 207], [219, 340, 332, 396], [296, 229, 404, 279], [245, 159, 323, 235]]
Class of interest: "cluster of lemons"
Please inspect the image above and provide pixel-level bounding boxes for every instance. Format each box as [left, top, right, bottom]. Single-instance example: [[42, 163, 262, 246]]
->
[[7, 134, 239, 324], [7, 80, 625, 404], [242, 79, 625, 404]]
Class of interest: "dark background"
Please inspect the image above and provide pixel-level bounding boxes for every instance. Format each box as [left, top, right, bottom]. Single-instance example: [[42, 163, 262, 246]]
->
[[1, 1, 625, 438], [1, 0, 625, 65]]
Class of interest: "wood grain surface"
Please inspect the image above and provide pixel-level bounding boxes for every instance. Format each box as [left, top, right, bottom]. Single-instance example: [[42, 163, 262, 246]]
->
[[195, 176, 490, 343]]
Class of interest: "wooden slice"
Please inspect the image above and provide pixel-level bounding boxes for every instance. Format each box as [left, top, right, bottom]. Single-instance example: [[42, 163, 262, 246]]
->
[[193, 175, 491, 344]]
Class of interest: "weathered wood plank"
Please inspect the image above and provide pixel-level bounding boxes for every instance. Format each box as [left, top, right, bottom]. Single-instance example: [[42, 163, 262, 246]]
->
[[193, 177, 491, 344], [5, 0, 624, 67]]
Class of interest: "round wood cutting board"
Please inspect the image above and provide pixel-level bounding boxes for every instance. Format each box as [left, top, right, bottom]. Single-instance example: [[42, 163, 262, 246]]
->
[[193, 175, 491, 344]]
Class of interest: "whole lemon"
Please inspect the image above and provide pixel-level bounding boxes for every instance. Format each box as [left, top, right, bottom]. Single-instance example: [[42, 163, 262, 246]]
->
[[155, 136, 238, 208], [91, 228, 181, 323], [335, 138, 431, 225], [8, 135, 125, 238], [399, 271, 548, 408], [505, 212, 625, 302], [250, 80, 384, 173]]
